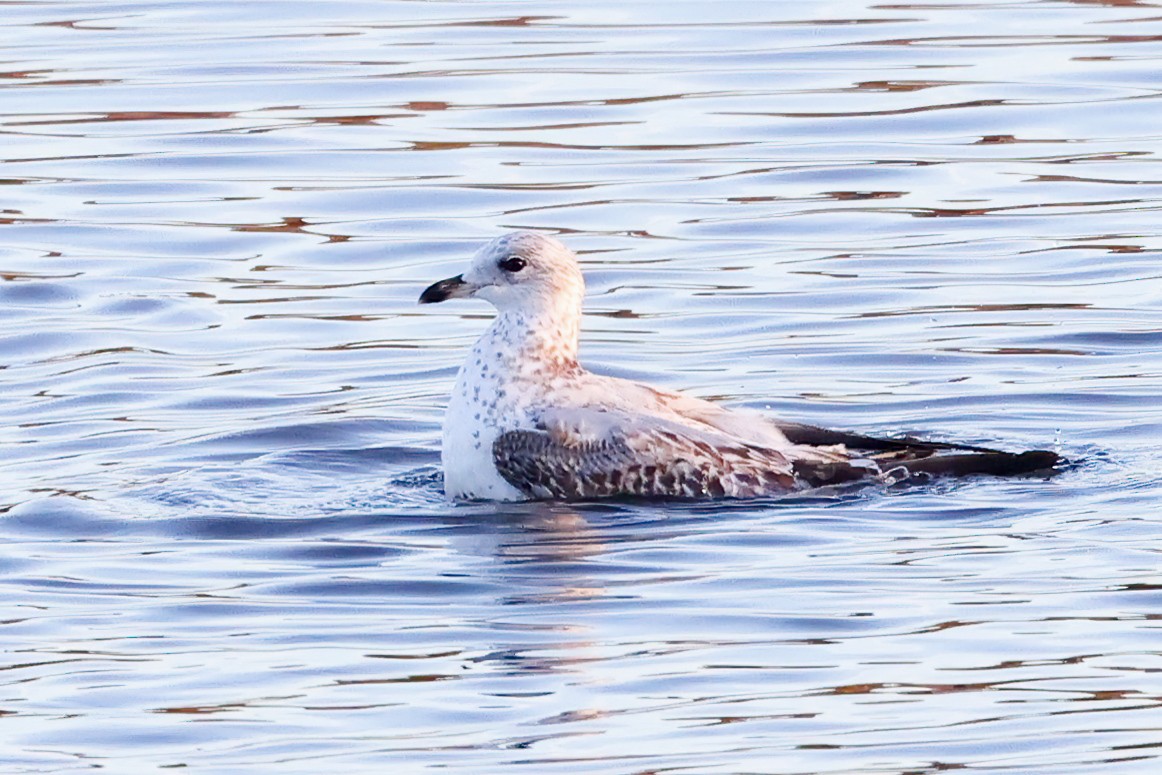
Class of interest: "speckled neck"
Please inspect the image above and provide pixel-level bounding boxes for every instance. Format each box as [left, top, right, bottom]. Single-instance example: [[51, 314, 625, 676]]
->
[[485, 308, 581, 373]]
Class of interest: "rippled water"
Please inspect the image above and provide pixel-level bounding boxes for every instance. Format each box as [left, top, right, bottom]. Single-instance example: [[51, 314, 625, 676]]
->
[[4, 1, 1162, 772]]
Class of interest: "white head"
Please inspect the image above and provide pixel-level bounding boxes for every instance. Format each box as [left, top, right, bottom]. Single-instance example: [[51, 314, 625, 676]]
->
[[419, 231, 585, 317]]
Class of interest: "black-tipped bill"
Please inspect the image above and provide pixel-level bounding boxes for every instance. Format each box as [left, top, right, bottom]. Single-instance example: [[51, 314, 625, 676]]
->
[[419, 274, 468, 304]]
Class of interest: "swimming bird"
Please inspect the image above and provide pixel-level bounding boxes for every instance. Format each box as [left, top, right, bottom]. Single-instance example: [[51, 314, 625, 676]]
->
[[419, 231, 1060, 501]]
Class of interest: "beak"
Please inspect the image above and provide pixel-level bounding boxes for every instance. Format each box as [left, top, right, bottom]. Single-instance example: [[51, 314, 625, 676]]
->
[[419, 274, 471, 304]]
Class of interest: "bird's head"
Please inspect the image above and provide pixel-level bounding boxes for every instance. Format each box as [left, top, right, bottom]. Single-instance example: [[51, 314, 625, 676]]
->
[[419, 231, 585, 315]]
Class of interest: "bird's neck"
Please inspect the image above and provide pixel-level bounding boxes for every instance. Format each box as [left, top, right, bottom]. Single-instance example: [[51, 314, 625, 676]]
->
[[481, 307, 580, 373]]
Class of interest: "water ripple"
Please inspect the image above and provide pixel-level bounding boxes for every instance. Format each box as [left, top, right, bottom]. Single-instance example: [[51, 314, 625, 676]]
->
[[2, 1, 1162, 773]]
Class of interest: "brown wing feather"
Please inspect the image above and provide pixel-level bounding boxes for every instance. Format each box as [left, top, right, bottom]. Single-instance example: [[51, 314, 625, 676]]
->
[[492, 421, 806, 501], [493, 409, 1063, 501]]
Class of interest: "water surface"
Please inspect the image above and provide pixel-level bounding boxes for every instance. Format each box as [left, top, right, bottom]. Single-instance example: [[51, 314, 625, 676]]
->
[[3, 1, 1162, 773]]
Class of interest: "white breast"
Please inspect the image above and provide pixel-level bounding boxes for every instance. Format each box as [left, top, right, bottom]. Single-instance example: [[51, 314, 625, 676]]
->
[[440, 341, 527, 502]]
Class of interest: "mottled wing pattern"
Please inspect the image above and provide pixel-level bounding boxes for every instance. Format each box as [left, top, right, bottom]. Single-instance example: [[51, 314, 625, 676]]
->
[[491, 410, 871, 500], [491, 409, 1063, 500]]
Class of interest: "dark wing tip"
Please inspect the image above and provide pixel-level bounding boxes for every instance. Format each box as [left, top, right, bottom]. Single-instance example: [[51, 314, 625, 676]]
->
[[1013, 449, 1065, 473], [896, 448, 1065, 480]]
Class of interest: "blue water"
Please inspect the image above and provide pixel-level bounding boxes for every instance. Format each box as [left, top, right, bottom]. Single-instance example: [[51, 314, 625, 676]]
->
[[3, 1, 1162, 772]]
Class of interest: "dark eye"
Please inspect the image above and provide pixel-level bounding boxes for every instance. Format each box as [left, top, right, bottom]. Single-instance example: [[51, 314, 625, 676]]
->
[[499, 255, 526, 273]]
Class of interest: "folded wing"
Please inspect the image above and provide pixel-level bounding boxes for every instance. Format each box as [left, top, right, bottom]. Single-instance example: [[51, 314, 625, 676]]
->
[[492, 409, 1062, 501], [492, 407, 879, 500]]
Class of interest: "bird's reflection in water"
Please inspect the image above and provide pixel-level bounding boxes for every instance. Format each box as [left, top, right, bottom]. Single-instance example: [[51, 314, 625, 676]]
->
[[491, 503, 613, 602], [496, 504, 608, 563], [468, 503, 625, 682]]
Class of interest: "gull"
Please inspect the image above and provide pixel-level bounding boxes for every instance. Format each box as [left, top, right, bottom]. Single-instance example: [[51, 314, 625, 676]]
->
[[419, 231, 1060, 501]]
